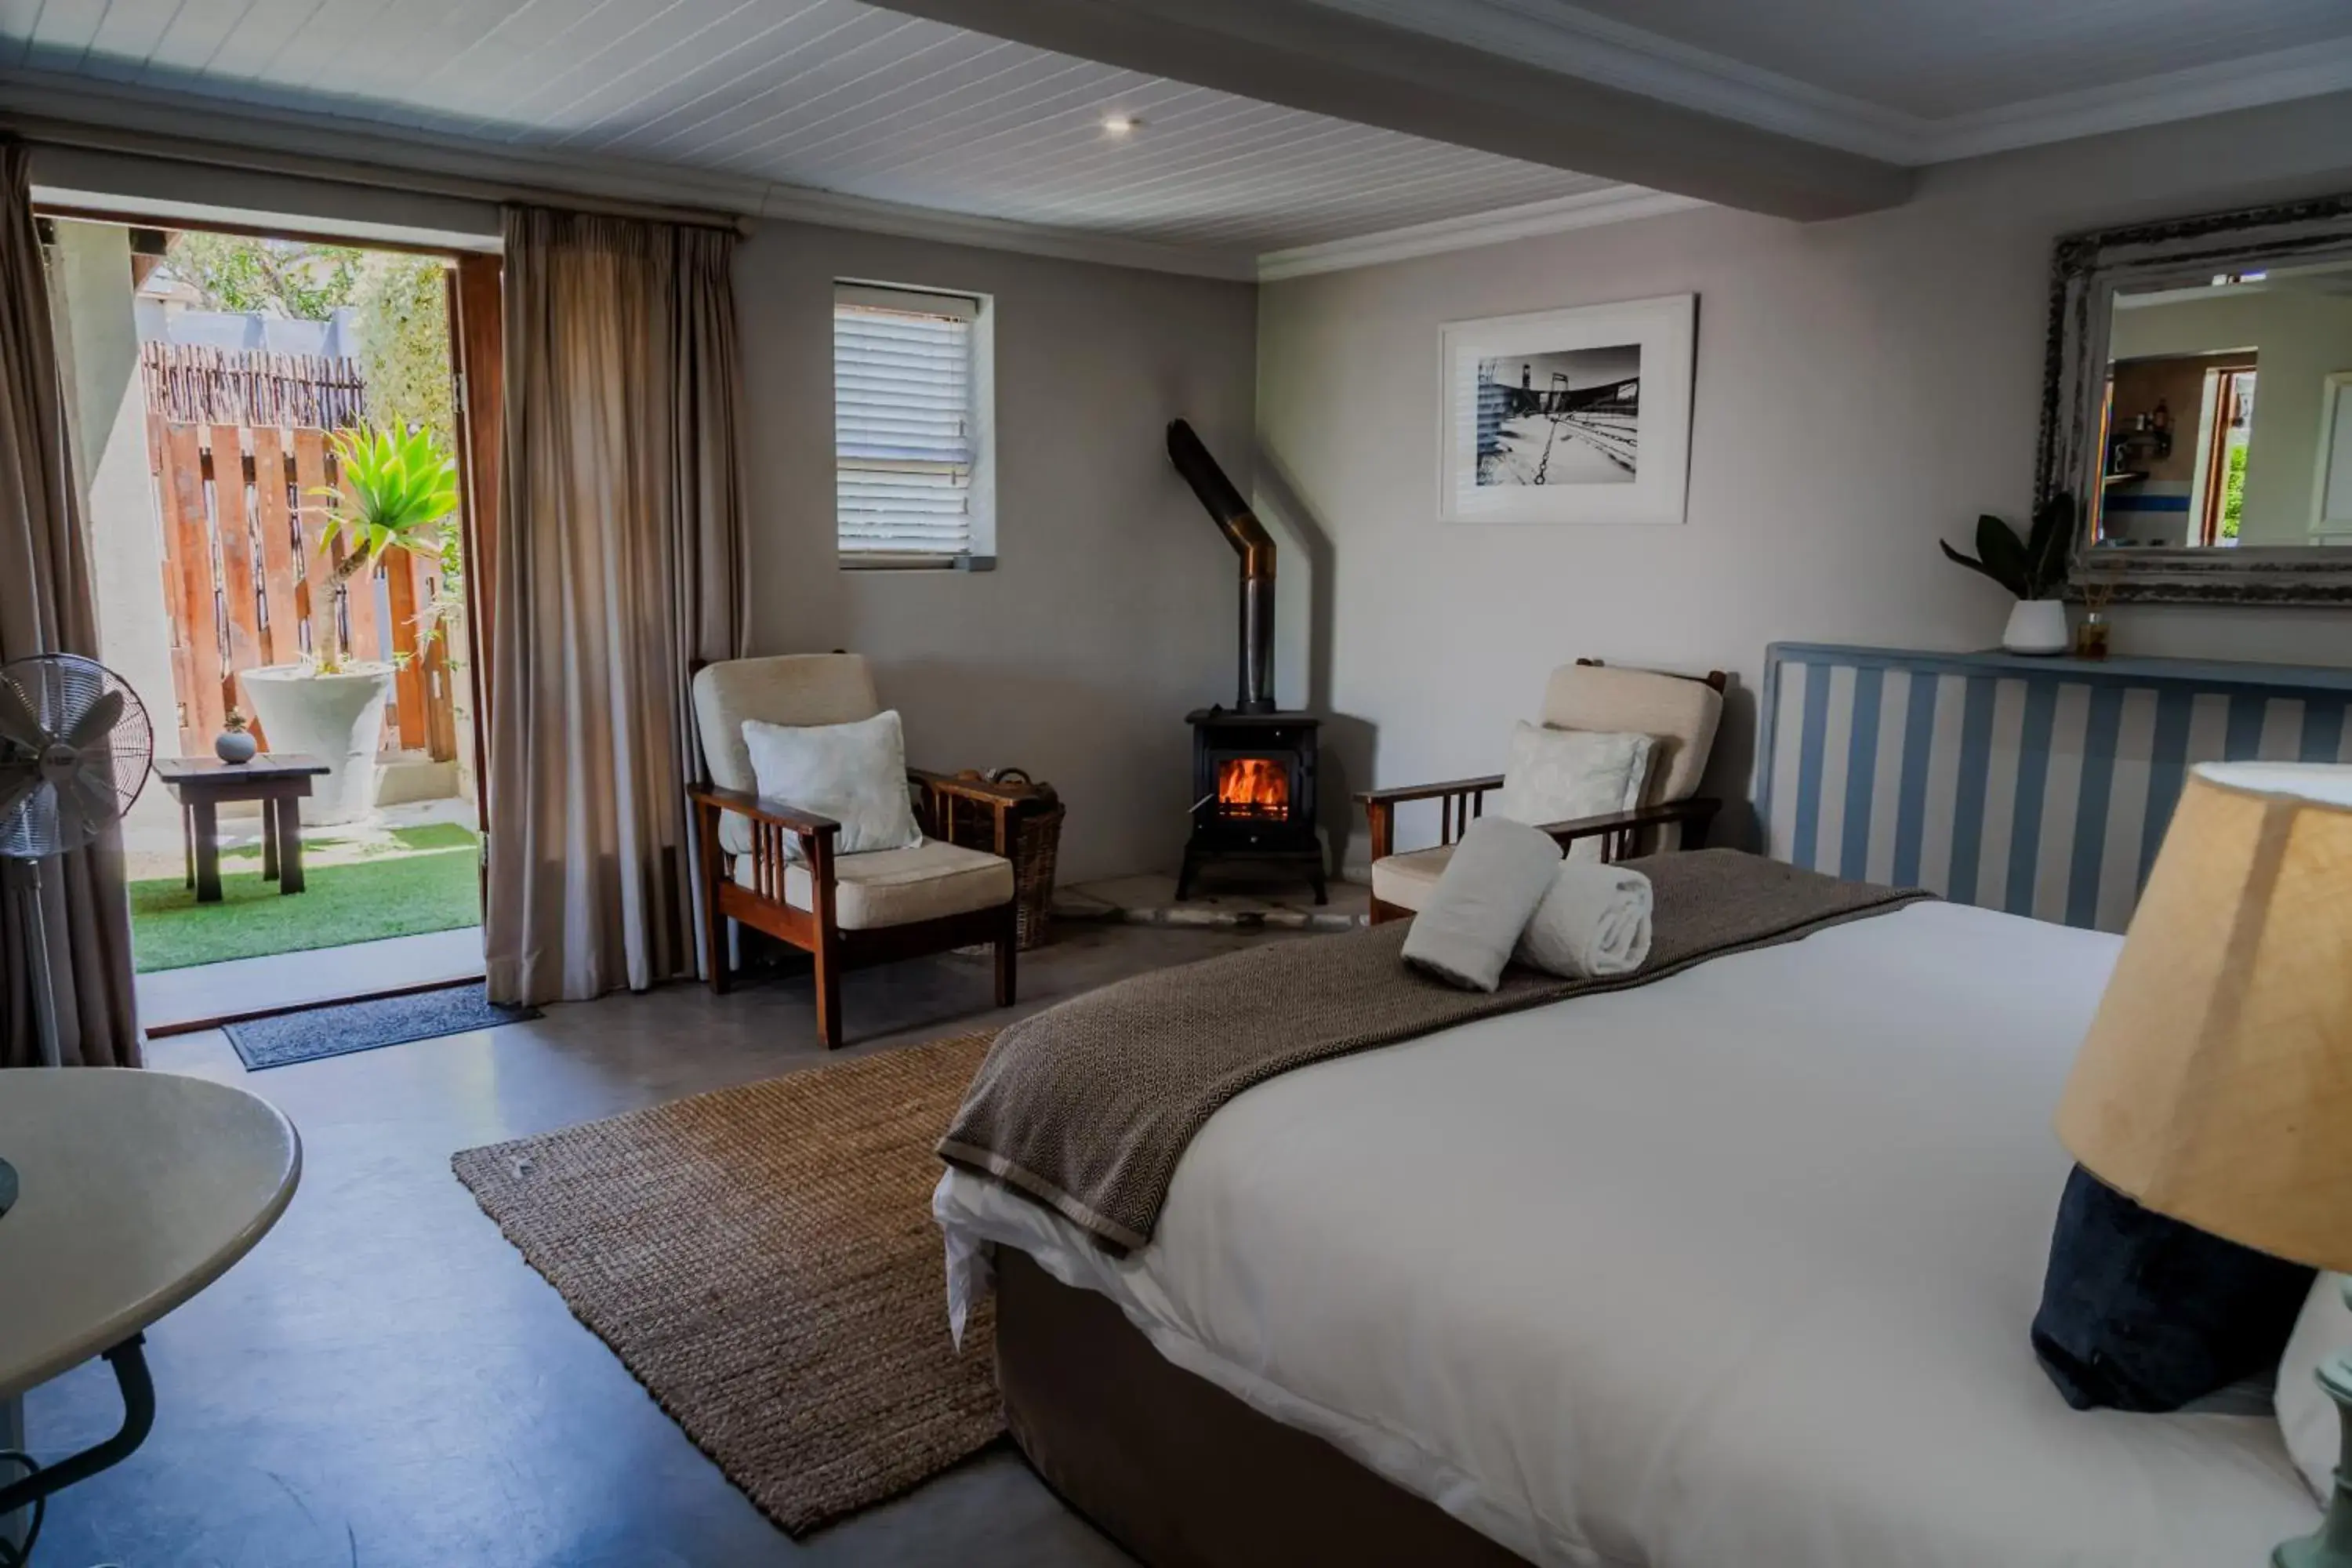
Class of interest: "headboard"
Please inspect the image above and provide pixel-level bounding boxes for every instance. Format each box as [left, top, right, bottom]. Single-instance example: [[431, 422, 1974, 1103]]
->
[[1758, 644, 2352, 932]]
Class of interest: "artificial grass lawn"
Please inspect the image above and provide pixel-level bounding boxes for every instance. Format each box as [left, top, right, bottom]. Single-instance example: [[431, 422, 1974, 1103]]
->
[[129, 822, 481, 972]]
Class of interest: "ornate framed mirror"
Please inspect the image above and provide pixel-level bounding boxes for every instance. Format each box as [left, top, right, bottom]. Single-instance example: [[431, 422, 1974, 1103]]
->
[[2038, 192, 2352, 604]]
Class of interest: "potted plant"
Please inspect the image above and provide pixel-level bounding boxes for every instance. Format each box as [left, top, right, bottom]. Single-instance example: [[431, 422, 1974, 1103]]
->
[[1940, 494, 2077, 655], [240, 426, 459, 824]]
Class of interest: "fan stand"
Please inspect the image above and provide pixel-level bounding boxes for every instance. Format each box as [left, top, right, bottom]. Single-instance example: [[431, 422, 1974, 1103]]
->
[[2, 858, 61, 1069], [2, 858, 56, 1236], [1, 858, 52, 1241]]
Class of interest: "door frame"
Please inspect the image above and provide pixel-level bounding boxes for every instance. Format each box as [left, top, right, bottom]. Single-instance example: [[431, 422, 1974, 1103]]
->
[[38, 201, 506, 1033]]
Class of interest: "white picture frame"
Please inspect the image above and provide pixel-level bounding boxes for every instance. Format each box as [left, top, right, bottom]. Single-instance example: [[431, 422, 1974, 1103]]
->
[[1438, 293, 1697, 525]]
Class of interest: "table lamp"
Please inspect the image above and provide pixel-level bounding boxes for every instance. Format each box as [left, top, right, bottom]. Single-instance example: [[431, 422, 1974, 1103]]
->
[[2055, 761, 2352, 1568]]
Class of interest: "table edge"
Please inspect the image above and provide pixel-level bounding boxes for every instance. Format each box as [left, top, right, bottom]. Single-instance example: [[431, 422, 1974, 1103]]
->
[[0, 1093, 303, 1398]]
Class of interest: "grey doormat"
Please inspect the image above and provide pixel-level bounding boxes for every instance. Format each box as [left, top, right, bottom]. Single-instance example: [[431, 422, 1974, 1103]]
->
[[225, 982, 540, 1069]]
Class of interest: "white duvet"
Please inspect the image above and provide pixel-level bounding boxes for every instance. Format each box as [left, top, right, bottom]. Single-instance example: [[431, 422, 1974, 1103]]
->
[[935, 900, 2319, 1568]]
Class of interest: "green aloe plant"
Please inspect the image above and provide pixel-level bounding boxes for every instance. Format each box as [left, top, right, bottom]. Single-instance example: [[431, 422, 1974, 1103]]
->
[[307, 426, 460, 673], [1940, 493, 2077, 601]]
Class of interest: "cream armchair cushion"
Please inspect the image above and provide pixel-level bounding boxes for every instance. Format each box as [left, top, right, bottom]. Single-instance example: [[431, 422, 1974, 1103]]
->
[[1370, 844, 1455, 910], [732, 840, 1013, 930], [1537, 663, 1721, 806], [694, 654, 882, 855]]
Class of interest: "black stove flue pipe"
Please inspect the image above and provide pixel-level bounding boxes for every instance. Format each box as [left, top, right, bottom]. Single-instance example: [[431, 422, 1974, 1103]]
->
[[1167, 419, 1276, 714]]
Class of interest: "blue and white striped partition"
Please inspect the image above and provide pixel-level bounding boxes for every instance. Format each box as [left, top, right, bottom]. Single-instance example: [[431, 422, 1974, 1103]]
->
[[1758, 644, 2352, 932]]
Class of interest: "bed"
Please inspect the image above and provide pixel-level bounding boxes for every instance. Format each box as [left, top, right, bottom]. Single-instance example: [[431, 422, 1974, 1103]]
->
[[935, 898, 2320, 1567]]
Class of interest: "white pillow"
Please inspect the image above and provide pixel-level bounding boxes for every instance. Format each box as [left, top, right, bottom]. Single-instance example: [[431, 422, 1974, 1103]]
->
[[2278, 1272, 2350, 1504], [741, 710, 923, 861], [1496, 723, 1654, 859]]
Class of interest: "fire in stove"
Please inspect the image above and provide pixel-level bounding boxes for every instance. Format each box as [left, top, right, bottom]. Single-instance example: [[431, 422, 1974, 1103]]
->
[[1217, 757, 1290, 820]]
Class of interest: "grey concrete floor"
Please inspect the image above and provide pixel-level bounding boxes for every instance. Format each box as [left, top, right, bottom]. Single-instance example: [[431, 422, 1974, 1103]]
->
[[30, 924, 1292, 1568]]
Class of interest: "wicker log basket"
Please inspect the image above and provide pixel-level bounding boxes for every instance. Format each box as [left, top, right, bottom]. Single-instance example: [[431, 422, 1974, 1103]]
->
[[943, 768, 1064, 950]]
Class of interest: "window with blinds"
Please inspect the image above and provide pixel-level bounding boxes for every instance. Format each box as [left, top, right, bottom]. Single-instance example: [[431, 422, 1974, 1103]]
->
[[833, 282, 992, 565]]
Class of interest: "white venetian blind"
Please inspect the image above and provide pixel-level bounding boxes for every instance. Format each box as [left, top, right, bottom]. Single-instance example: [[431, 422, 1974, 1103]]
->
[[833, 284, 978, 559]]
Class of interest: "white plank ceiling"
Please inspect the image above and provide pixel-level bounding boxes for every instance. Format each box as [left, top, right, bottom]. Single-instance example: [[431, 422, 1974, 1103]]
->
[[1, 0, 1618, 254]]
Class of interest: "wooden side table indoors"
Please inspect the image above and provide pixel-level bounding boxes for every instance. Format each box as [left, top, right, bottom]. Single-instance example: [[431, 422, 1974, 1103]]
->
[[151, 755, 331, 903]]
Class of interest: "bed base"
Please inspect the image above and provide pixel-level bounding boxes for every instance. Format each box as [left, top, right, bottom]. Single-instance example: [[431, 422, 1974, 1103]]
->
[[995, 1248, 1530, 1568]]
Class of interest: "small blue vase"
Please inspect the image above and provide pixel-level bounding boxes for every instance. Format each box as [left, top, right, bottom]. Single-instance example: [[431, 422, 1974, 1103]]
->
[[216, 725, 258, 764]]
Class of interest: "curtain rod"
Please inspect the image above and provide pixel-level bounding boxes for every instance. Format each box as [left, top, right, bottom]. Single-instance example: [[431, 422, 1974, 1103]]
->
[[6, 115, 754, 236]]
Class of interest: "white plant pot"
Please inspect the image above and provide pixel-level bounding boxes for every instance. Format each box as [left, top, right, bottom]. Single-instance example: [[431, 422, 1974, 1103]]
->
[[239, 664, 394, 825], [2002, 599, 2070, 657]]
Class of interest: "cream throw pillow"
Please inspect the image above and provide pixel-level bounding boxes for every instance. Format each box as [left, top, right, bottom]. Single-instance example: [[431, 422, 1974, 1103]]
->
[[1497, 723, 1655, 859], [742, 710, 924, 861], [2278, 1272, 2351, 1504]]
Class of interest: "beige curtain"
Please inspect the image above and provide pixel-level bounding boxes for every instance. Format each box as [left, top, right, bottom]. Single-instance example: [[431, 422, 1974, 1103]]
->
[[483, 205, 746, 1005], [0, 139, 142, 1069]]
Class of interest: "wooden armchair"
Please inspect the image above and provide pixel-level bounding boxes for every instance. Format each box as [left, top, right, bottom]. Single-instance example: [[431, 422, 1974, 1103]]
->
[[1359, 660, 1728, 925], [688, 653, 1025, 1050]]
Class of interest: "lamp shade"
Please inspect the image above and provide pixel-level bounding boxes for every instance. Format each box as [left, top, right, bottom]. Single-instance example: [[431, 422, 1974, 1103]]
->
[[2055, 761, 2352, 1272]]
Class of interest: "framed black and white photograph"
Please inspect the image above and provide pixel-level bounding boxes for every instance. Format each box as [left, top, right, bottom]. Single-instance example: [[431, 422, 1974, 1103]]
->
[[1439, 294, 1697, 525]]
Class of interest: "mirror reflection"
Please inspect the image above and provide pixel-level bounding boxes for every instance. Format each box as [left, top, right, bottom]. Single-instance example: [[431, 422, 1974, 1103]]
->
[[2092, 258, 2352, 550]]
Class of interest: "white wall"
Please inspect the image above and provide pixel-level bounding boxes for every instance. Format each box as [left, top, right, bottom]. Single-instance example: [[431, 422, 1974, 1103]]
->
[[1257, 93, 2352, 862], [47, 220, 183, 836], [2111, 289, 2352, 546], [733, 220, 1259, 882]]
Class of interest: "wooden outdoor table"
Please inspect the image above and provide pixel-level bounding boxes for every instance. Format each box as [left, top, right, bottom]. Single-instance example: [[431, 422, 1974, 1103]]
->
[[152, 754, 332, 903]]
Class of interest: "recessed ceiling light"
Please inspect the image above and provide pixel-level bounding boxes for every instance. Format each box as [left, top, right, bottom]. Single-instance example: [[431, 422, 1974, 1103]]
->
[[1101, 114, 1142, 136]]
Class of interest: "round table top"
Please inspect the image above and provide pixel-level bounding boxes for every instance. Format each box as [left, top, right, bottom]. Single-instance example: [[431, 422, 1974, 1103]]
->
[[0, 1069, 300, 1397]]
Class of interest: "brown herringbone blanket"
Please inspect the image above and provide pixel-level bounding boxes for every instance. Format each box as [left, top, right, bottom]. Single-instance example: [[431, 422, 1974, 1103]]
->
[[939, 849, 1929, 1252]]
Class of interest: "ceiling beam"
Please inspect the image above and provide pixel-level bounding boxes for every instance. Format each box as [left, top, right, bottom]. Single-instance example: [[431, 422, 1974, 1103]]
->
[[873, 0, 1914, 220]]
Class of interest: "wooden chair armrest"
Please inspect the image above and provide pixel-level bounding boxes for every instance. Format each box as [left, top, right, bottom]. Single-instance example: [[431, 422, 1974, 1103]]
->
[[1357, 775, 1507, 864], [690, 784, 840, 841], [907, 768, 1032, 808], [906, 769, 1021, 856], [693, 785, 841, 918], [1534, 797, 1722, 855], [1355, 774, 1507, 808]]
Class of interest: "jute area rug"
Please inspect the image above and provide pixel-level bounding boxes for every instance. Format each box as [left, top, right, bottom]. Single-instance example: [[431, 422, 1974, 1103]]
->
[[452, 1030, 1002, 1536]]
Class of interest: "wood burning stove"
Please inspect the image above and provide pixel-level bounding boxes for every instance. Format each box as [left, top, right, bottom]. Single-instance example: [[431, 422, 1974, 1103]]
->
[[1181, 707, 1324, 902], [1168, 419, 1328, 902]]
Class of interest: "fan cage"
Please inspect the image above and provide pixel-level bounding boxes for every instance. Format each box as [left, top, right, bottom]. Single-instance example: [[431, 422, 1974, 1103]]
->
[[0, 654, 154, 860]]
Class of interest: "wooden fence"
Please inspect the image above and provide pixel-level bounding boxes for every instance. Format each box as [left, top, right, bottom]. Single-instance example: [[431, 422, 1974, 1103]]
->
[[146, 413, 459, 766], [141, 342, 370, 430]]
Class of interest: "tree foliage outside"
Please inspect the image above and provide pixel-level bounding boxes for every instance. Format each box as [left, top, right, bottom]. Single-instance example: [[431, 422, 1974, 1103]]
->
[[352, 253, 456, 448], [162, 230, 361, 321], [162, 233, 455, 447], [2219, 439, 2249, 543]]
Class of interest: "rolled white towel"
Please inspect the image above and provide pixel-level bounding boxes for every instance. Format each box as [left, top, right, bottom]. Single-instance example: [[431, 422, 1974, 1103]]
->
[[1399, 817, 1563, 992], [1515, 861, 1653, 978]]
